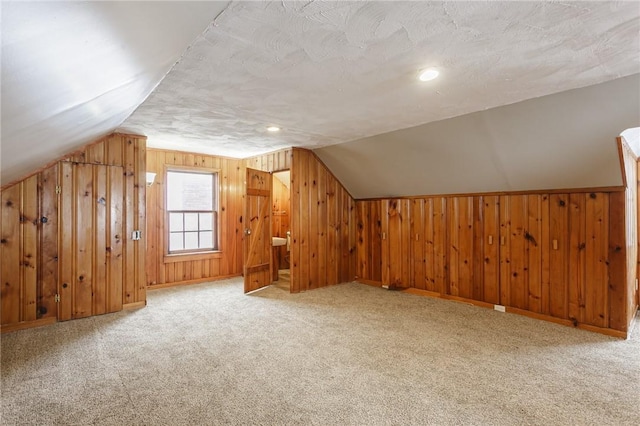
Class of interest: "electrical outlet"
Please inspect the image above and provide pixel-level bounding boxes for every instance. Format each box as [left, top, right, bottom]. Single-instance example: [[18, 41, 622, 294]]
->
[[494, 304, 506, 313]]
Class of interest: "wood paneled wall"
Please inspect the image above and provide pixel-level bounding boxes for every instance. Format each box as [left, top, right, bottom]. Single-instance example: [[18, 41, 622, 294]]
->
[[1, 133, 147, 331], [246, 148, 356, 292], [1, 169, 57, 327], [145, 149, 244, 287], [356, 187, 637, 336]]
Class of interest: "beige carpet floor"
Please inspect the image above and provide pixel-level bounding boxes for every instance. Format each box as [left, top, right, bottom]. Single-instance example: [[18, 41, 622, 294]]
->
[[1, 278, 639, 425]]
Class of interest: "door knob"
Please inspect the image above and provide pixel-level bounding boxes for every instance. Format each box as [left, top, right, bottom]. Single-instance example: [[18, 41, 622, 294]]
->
[[244, 228, 251, 236]]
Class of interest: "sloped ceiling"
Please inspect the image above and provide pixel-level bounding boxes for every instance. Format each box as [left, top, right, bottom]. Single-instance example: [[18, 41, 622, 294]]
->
[[316, 74, 640, 199], [1, 1, 229, 184], [2, 1, 639, 195]]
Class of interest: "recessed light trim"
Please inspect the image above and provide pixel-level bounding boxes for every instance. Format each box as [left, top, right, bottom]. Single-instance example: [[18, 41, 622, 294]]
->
[[419, 68, 439, 82], [267, 126, 281, 132]]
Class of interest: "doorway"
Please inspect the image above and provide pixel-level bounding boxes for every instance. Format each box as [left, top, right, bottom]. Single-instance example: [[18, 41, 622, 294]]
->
[[272, 170, 291, 291]]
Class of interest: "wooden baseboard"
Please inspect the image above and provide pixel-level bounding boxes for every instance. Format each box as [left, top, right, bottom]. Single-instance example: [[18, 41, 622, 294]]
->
[[147, 274, 242, 290], [505, 306, 627, 339], [356, 278, 384, 287], [1, 317, 57, 333], [123, 301, 146, 310], [360, 282, 629, 339]]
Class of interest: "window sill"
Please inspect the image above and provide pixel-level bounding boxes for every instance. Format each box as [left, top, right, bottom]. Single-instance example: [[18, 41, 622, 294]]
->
[[163, 251, 223, 264]]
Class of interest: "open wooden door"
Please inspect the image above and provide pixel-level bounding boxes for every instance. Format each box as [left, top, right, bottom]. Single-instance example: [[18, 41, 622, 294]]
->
[[244, 168, 272, 293], [58, 162, 124, 320]]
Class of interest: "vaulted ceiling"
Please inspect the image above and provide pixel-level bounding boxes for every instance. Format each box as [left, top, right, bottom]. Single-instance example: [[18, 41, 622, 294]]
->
[[2, 1, 639, 195]]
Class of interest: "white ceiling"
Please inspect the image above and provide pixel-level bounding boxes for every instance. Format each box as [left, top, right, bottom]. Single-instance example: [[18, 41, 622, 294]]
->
[[2, 1, 639, 193], [119, 1, 639, 157]]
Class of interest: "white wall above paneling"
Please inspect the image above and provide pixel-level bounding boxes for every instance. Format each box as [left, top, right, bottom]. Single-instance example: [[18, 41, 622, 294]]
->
[[315, 75, 640, 199]]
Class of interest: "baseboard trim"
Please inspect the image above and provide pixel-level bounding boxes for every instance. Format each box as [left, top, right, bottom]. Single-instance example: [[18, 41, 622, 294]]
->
[[356, 278, 384, 287], [147, 274, 242, 290], [123, 301, 146, 310], [1, 317, 57, 333], [359, 282, 629, 339]]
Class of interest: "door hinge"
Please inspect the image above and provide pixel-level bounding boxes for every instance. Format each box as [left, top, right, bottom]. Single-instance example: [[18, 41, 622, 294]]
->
[[55, 185, 61, 195], [55, 294, 60, 303]]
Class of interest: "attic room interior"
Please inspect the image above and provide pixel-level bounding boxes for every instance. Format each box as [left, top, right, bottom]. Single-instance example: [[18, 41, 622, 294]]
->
[[1, 1, 639, 425]]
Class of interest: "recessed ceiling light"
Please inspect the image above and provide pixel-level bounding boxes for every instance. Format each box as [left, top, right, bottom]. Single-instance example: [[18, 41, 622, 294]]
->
[[419, 68, 439, 82], [267, 126, 281, 132]]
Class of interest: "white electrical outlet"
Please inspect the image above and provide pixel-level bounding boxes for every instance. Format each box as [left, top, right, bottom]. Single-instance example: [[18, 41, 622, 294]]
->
[[494, 304, 506, 313]]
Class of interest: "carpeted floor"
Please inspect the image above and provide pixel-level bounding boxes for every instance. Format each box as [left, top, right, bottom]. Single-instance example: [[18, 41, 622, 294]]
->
[[1, 278, 639, 425]]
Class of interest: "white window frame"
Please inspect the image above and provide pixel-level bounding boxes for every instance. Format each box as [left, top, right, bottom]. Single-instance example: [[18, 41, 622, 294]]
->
[[165, 166, 219, 256]]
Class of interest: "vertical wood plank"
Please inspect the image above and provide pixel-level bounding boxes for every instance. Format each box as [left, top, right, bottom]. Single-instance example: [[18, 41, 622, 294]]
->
[[584, 193, 608, 328], [424, 198, 435, 292], [370, 200, 382, 282], [539, 194, 551, 315], [22, 175, 39, 321], [135, 138, 147, 303], [87, 142, 105, 164], [298, 151, 310, 291], [93, 165, 108, 316], [108, 166, 124, 313], [472, 196, 484, 301], [356, 202, 368, 280], [1, 184, 22, 325], [433, 197, 447, 294], [106, 136, 123, 166], [74, 163, 94, 318], [58, 162, 74, 321], [308, 158, 319, 289], [499, 195, 510, 306], [458, 197, 474, 299], [608, 191, 627, 331], [549, 194, 569, 319], [411, 199, 425, 289], [569, 194, 587, 324], [482, 196, 500, 304], [327, 179, 338, 285], [526, 195, 543, 314], [317, 165, 327, 288], [123, 138, 135, 304], [447, 198, 459, 296], [39, 164, 58, 319]]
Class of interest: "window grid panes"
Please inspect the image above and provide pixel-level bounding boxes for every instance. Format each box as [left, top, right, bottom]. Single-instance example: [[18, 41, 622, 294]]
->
[[167, 170, 218, 254]]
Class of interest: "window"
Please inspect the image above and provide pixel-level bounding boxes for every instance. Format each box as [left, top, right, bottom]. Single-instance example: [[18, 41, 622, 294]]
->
[[166, 170, 218, 254]]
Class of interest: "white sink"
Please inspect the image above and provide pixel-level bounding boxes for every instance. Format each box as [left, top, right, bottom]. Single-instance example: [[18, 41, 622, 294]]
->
[[272, 237, 287, 247]]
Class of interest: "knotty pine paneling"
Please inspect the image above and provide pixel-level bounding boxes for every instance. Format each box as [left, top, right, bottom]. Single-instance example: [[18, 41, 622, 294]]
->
[[381, 199, 411, 287], [146, 149, 245, 287], [499, 194, 550, 313], [355, 187, 635, 336], [247, 148, 356, 292], [64, 134, 147, 308], [356, 200, 382, 282], [1, 133, 146, 331]]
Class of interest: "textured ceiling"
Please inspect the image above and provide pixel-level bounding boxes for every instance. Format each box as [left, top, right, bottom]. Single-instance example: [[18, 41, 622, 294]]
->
[[120, 1, 640, 158]]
